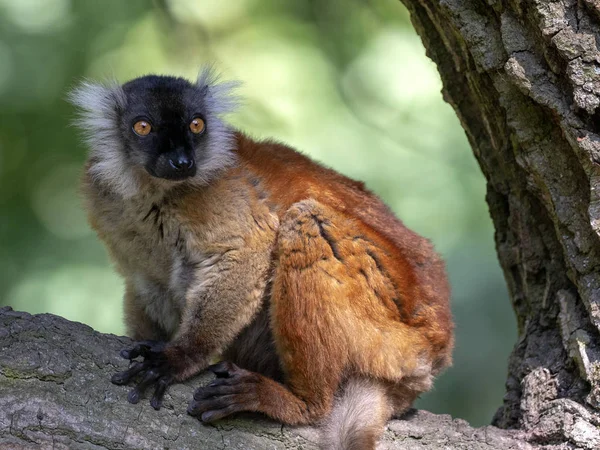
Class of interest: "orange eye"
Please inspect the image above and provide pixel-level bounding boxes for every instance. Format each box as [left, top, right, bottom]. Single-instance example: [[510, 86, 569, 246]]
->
[[133, 120, 152, 136], [189, 117, 205, 134]]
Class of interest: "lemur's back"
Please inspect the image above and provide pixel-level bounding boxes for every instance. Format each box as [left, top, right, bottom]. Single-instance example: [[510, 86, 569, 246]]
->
[[235, 133, 453, 370]]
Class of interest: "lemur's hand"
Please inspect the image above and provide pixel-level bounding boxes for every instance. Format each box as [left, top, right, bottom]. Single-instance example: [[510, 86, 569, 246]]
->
[[111, 340, 174, 410]]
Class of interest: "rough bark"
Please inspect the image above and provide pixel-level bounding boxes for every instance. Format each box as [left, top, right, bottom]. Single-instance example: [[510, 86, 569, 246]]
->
[[0, 307, 531, 450], [397, 0, 600, 448]]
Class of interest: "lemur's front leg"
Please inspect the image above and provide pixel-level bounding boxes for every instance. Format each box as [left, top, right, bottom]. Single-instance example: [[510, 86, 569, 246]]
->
[[112, 245, 272, 409]]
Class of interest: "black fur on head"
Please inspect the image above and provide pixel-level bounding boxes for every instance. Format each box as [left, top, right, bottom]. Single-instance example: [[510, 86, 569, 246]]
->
[[69, 66, 239, 197]]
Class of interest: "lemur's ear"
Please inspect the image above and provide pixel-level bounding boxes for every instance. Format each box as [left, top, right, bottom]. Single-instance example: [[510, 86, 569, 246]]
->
[[68, 80, 126, 123], [67, 80, 127, 149], [196, 65, 241, 115], [68, 79, 137, 198]]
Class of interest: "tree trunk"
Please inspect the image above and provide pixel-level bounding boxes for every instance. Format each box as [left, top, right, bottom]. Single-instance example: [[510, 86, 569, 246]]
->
[[0, 307, 530, 449], [398, 0, 600, 448]]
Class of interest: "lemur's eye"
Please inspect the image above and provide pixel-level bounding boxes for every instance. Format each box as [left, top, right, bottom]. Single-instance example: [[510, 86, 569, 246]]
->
[[133, 120, 152, 136], [189, 117, 205, 134]]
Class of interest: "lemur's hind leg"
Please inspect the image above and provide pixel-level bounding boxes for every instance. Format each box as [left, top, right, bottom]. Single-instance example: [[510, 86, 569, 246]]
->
[[189, 200, 352, 424], [189, 199, 431, 449]]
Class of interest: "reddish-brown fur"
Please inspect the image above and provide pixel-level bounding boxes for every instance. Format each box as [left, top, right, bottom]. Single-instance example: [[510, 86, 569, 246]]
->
[[84, 131, 453, 450], [235, 134, 453, 367], [190, 134, 453, 439]]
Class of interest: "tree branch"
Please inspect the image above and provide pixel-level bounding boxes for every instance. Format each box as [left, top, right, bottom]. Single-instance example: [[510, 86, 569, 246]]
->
[[0, 307, 528, 449]]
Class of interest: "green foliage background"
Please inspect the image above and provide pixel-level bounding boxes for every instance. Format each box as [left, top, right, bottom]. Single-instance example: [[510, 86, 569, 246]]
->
[[0, 0, 515, 426]]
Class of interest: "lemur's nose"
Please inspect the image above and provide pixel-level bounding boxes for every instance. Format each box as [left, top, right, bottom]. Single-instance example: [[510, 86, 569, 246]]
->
[[169, 156, 194, 171]]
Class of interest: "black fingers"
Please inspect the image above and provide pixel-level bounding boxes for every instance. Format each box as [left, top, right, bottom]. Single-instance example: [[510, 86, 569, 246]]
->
[[193, 380, 242, 400], [207, 361, 241, 378], [120, 348, 139, 360], [200, 406, 241, 423], [120, 340, 164, 360], [188, 361, 258, 422], [111, 360, 150, 385], [127, 368, 162, 404], [188, 396, 241, 422], [113, 340, 172, 409], [150, 375, 174, 410]]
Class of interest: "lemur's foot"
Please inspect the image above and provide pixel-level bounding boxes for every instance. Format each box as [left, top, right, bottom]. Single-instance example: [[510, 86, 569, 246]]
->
[[188, 361, 261, 422], [112, 340, 174, 410]]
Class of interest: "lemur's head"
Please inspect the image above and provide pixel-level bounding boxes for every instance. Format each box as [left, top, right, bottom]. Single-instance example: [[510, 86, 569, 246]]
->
[[70, 67, 239, 197]]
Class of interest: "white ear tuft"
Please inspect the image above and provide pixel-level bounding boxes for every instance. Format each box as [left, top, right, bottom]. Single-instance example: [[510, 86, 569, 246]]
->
[[68, 80, 126, 120], [186, 65, 240, 187], [67, 80, 127, 143], [196, 65, 241, 115], [68, 80, 139, 198]]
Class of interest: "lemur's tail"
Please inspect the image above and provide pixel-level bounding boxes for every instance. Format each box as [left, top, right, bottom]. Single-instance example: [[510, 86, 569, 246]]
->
[[320, 378, 394, 450]]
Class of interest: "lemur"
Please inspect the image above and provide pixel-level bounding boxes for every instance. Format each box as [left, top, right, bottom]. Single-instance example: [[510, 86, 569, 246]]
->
[[70, 67, 453, 450]]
